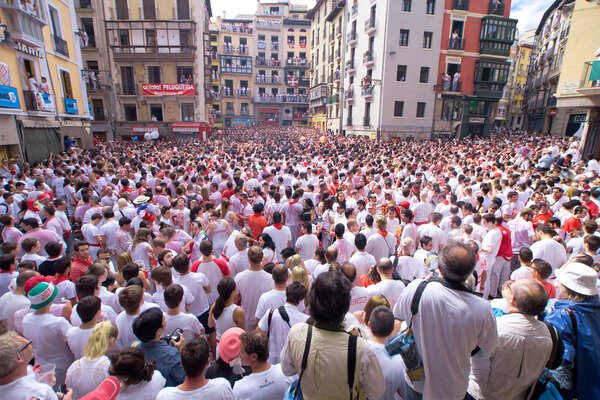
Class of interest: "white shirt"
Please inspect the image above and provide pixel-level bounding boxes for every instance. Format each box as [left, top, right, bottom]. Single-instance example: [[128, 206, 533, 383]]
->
[[349, 286, 370, 313], [232, 364, 295, 400], [255, 289, 286, 320], [156, 378, 234, 399], [258, 303, 309, 364], [71, 304, 118, 327], [365, 231, 396, 263], [417, 224, 447, 253], [23, 312, 75, 374], [228, 248, 250, 277], [99, 220, 120, 249], [66, 326, 94, 358], [393, 280, 498, 399], [0, 373, 58, 400], [530, 238, 568, 270], [235, 269, 274, 330], [65, 356, 110, 400], [174, 272, 210, 316], [349, 251, 376, 286], [393, 255, 427, 281], [0, 291, 30, 330], [263, 225, 292, 262], [367, 279, 405, 308], [368, 342, 407, 400], [193, 260, 226, 304], [510, 266, 534, 281], [117, 370, 166, 400], [164, 312, 205, 342], [295, 234, 320, 261]]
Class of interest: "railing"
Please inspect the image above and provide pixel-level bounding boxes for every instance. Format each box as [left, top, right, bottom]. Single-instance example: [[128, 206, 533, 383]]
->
[[488, 0, 504, 16], [255, 58, 281, 67], [287, 58, 307, 66], [82, 69, 110, 90], [77, 0, 92, 8], [546, 96, 557, 107], [364, 16, 376, 32], [453, 0, 469, 10], [329, 33, 334, 41], [328, 55, 334, 63], [361, 85, 374, 96], [363, 52, 373, 64], [221, 65, 252, 74], [351, 3, 358, 16], [299, 77, 310, 86], [222, 90, 234, 97], [336, 26, 342, 36], [346, 60, 355, 70], [237, 88, 250, 97], [347, 31, 357, 43], [23, 91, 46, 111], [220, 23, 253, 34], [346, 88, 354, 99], [211, 71, 220, 80], [363, 117, 370, 126], [255, 21, 280, 30], [448, 38, 465, 50], [580, 61, 600, 90], [271, 42, 279, 50], [252, 94, 309, 103], [560, 25, 570, 41], [112, 45, 195, 54], [53, 35, 69, 56], [255, 76, 281, 84], [241, 110, 250, 115], [335, 49, 341, 59], [442, 80, 462, 92], [226, 109, 234, 115]]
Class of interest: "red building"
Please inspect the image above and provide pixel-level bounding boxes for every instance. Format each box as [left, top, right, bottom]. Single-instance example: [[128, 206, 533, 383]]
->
[[433, 0, 517, 138]]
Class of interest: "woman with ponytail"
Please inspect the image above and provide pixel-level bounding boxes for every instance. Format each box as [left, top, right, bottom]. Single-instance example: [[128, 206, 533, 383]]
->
[[108, 347, 165, 399], [66, 321, 119, 399], [208, 277, 245, 340]]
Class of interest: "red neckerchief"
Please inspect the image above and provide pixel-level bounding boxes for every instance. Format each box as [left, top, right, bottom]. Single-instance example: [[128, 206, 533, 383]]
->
[[253, 212, 262, 217], [288, 200, 297, 206], [377, 229, 388, 238], [273, 223, 283, 230], [0, 269, 14, 274], [54, 275, 70, 285]]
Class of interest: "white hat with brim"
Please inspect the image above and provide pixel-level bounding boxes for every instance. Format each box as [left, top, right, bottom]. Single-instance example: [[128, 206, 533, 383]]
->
[[133, 195, 150, 205], [555, 262, 598, 296]]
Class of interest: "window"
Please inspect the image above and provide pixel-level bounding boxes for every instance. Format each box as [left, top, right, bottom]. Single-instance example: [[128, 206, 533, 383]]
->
[[397, 65, 407, 81], [402, 0, 411, 12], [177, 66, 193, 82], [147, 66, 160, 84], [419, 67, 430, 83], [177, 0, 190, 19], [399, 30, 409, 47], [115, 0, 129, 19], [416, 102, 426, 118], [81, 18, 95, 47], [92, 99, 105, 120], [124, 104, 137, 121], [426, 0, 435, 14], [394, 101, 404, 117], [60, 70, 73, 98], [121, 66, 135, 94], [142, 0, 156, 19], [423, 32, 432, 49], [49, 6, 62, 37], [150, 105, 163, 121], [181, 104, 194, 121]]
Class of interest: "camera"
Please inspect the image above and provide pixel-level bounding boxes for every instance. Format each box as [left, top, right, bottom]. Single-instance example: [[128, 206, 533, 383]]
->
[[161, 328, 183, 346]]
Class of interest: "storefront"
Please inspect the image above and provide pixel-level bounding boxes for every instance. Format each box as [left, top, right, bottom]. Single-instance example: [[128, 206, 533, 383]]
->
[[17, 118, 62, 163], [172, 122, 210, 142], [257, 107, 279, 126], [60, 119, 92, 149]]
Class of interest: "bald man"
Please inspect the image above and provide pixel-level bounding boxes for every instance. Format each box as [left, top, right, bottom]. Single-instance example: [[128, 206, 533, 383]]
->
[[468, 279, 553, 399]]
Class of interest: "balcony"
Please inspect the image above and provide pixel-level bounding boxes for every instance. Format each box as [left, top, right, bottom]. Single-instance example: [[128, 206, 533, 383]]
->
[[336, 26, 342, 38], [299, 77, 310, 86], [53, 35, 69, 56], [364, 17, 376, 34], [577, 61, 600, 96], [286, 58, 308, 67], [255, 21, 281, 31], [453, 0, 469, 10], [335, 48, 341, 61], [346, 60, 355, 74], [473, 83, 504, 99], [119, 84, 137, 96], [546, 96, 557, 107], [255, 58, 281, 67], [76, 0, 93, 9], [328, 54, 334, 63], [82, 69, 111, 91], [347, 31, 357, 46], [560, 25, 570, 41], [488, 0, 504, 16], [255, 75, 281, 84], [226, 109, 235, 115], [351, 3, 358, 16], [442, 80, 462, 93], [480, 41, 511, 57], [252, 94, 309, 104], [220, 22, 253, 34], [361, 85, 374, 97], [221, 65, 252, 74], [363, 117, 370, 127], [271, 42, 279, 50], [237, 88, 250, 97], [241, 109, 250, 116], [23, 91, 52, 112], [448, 38, 465, 51], [363, 51, 374, 66]]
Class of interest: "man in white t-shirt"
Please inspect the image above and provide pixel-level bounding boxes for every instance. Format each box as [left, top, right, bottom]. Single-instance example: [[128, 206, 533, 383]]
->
[[393, 241, 497, 399], [0, 270, 35, 331], [349, 233, 376, 286], [163, 285, 205, 343], [67, 295, 103, 358], [232, 330, 295, 400], [254, 264, 288, 325], [341, 263, 369, 313], [156, 336, 234, 399], [365, 215, 396, 263], [228, 235, 250, 277], [81, 213, 103, 260], [235, 246, 274, 331], [257, 282, 309, 364], [480, 214, 502, 299], [295, 221, 320, 262], [262, 212, 292, 263], [530, 224, 568, 271], [417, 213, 447, 253], [393, 237, 427, 282], [367, 258, 406, 309]]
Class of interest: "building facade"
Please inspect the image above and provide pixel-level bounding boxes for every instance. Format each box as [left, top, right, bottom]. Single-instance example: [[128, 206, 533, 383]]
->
[[343, 0, 444, 140], [0, 0, 91, 162], [506, 30, 534, 130], [104, 0, 212, 141], [554, 0, 600, 156], [433, 0, 517, 139]]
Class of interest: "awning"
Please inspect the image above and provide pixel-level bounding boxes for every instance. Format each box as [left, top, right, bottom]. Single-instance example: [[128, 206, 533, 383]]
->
[[258, 108, 279, 113]]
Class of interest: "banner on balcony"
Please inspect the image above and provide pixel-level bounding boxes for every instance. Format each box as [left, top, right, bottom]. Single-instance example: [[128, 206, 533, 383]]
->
[[0, 85, 19, 109], [590, 61, 600, 82], [142, 84, 195, 96]]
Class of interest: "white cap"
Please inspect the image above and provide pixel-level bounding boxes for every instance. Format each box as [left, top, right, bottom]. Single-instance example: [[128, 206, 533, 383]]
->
[[555, 262, 598, 296]]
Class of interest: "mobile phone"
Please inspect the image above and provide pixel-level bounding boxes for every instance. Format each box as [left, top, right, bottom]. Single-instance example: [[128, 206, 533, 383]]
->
[[59, 384, 67, 393]]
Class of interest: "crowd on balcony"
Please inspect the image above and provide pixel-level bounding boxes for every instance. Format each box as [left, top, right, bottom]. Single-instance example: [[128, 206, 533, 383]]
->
[[179, 75, 193, 84], [441, 72, 461, 92], [76, 29, 90, 48], [287, 57, 307, 66], [83, 70, 100, 90], [237, 87, 250, 97], [255, 92, 308, 102], [255, 73, 280, 84], [221, 22, 253, 34], [255, 56, 281, 67]]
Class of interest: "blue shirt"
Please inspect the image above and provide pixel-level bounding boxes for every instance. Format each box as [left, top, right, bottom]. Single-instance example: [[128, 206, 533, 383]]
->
[[139, 341, 185, 387]]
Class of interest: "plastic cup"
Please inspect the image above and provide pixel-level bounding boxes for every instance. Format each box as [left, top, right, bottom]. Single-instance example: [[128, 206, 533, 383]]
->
[[35, 363, 56, 386]]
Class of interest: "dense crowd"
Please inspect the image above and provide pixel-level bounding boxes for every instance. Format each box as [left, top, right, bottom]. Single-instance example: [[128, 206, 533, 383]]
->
[[0, 126, 599, 400]]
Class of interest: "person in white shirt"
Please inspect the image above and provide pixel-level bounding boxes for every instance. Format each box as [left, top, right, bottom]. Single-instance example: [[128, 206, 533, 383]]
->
[[0, 270, 36, 331], [156, 337, 234, 400], [163, 284, 205, 342], [530, 224, 568, 271], [67, 295, 103, 358], [417, 212, 447, 253], [227, 235, 250, 278], [367, 258, 406, 309], [258, 282, 309, 365], [81, 213, 103, 260], [262, 212, 292, 263], [393, 241, 497, 399], [232, 330, 295, 400], [340, 263, 370, 313], [468, 279, 552, 399], [480, 214, 502, 299], [368, 306, 408, 400], [235, 246, 274, 331], [0, 254, 19, 297], [393, 238, 427, 282], [254, 264, 288, 325], [349, 233, 376, 286], [295, 221, 320, 262], [366, 215, 396, 263], [99, 210, 120, 250], [510, 248, 535, 281], [400, 209, 418, 245]]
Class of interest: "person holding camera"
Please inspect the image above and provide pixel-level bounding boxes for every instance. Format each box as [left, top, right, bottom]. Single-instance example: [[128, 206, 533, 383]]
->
[[132, 307, 186, 387]]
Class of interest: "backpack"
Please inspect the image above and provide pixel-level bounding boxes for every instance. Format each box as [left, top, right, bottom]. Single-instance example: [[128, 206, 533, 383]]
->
[[267, 305, 291, 338]]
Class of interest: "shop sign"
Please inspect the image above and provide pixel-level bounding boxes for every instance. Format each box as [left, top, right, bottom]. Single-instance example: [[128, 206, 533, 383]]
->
[[173, 123, 203, 133], [61, 120, 91, 127], [15, 42, 44, 58], [232, 118, 251, 124], [131, 126, 159, 134], [64, 98, 78, 114], [142, 84, 195, 96], [0, 85, 20, 109], [469, 117, 485, 124]]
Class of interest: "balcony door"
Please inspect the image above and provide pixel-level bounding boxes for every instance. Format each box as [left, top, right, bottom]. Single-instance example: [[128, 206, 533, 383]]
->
[[143, 0, 156, 19], [177, 0, 190, 19]]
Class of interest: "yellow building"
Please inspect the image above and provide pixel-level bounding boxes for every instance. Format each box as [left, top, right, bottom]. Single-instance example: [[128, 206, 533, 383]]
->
[[555, 0, 600, 156], [103, 0, 212, 141], [508, 30, 534, 129], [0, 0, 91, 162]]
